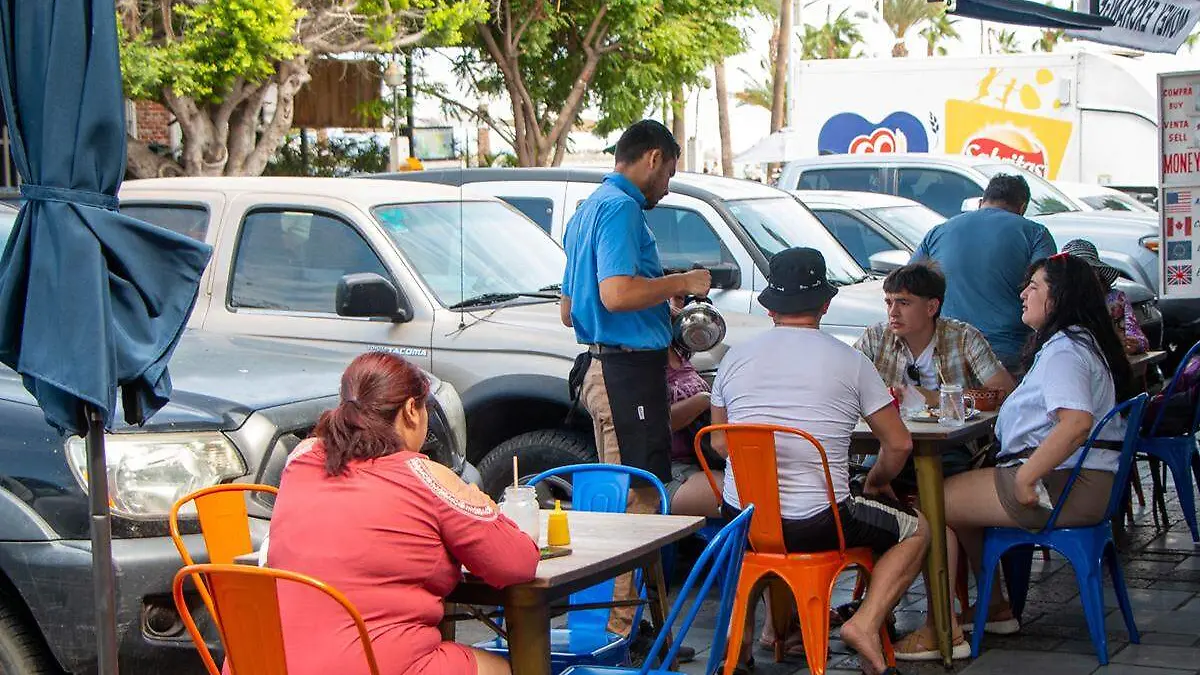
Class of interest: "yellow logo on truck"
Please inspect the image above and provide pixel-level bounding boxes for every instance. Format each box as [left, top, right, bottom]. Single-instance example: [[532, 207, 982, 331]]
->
[[944, 99, 1073, 179]]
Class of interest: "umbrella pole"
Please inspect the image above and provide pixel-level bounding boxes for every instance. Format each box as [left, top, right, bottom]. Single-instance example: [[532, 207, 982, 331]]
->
[[85, 404, 120, 675]]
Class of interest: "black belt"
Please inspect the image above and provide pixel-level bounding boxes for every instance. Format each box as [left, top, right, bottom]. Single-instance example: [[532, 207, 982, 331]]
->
[[588, 344, 657, 355]]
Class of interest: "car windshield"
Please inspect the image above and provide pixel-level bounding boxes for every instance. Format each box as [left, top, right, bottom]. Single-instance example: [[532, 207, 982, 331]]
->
[[1081, 193, 1153, 213], [373, 201, 565, 307], [866, 205, 945, 248], [726, 197, 869, 285], [976, 164, 1077, 217]]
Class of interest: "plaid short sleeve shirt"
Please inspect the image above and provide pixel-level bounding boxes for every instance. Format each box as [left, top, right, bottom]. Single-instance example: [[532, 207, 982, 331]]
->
[[854, 318, 1006, 390]]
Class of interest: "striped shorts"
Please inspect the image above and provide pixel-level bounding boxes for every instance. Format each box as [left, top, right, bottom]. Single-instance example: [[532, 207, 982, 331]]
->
[[724, 494, 920, 555]]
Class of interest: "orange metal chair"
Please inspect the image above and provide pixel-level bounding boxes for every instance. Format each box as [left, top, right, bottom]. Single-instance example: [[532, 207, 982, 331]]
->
[[694, 424, 895, 675], [169, 484, 279, 628], [173, 563, 381, 675]]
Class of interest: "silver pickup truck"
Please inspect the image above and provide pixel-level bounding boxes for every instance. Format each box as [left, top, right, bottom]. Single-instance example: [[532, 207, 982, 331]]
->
[[117, 177, 772, 498]]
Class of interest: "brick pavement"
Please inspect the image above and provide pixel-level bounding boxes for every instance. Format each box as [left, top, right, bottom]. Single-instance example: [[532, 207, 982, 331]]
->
[[455, 463, 1200, 674]]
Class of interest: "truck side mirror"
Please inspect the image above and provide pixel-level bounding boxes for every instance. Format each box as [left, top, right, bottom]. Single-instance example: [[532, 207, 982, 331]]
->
[[336, 273, 411, 322], [868, 249, 910, 275], [707, 262, 741, 290]]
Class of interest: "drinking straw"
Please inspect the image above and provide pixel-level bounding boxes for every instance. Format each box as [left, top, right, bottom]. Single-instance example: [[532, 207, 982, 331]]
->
[[513, 455, 519, 491]]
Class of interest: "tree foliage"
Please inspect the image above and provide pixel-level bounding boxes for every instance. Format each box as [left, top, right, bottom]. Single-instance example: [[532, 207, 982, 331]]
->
[[444, 0, 755, 166], [920, 10, 960, 56], [800, 9, 865, 60], [118, 0, 487, 177], [883, 0, 944, 57]]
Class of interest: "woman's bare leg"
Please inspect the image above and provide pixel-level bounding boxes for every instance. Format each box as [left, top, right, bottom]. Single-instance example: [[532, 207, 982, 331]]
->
[[670, 471, 723, 518], [471, 648, 512, 675]]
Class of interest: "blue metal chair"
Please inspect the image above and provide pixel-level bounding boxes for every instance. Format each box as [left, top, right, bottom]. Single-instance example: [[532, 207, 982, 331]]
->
[[560, 506, 755, 675], [1138, 341, 1200, 543], [971, 394, 1148, 664], [475, 464, 670, 674]]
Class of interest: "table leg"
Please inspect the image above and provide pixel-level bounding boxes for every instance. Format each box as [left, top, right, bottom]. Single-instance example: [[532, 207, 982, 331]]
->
[[439, 602, 457, 641], [913, 449, 954, 669], [645, 553, 678, 669], [504, 587, 552, 675]]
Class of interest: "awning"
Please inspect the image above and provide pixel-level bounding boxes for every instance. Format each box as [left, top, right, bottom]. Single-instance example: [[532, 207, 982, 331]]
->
[[945, 0, 1115, 29]]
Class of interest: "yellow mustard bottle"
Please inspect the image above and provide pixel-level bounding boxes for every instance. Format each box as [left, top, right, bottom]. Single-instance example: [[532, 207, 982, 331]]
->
[[547, 500, 571, 547]]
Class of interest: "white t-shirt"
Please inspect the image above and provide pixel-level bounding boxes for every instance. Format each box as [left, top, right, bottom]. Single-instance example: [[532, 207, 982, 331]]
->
[[913, 341, 938, 389], [711, 326, 894, 520], [995, 329, 1124, 473]]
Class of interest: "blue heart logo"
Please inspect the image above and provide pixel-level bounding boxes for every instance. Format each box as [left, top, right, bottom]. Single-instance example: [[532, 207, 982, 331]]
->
[[818, 112, 930, 155]]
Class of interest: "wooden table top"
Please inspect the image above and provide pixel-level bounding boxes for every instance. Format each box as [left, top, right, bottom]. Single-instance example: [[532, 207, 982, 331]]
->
[[852, 411, 998, 443], [455, 510, 704, 592]]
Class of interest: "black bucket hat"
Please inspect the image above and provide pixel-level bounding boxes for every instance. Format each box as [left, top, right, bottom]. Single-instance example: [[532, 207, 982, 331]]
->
[[1061, 239, 1119, 288], [758, 247, 839, 315]]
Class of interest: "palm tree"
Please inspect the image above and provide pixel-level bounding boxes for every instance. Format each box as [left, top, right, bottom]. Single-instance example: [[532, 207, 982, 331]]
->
[[993, 28, 1022, 54], [801, 8, 866, 60], [735, 62, 773, 110], [715, 61, 733, 177], [920, 11, 960, 56], [883, 0, 943, 57], [1032, 2, 1065, 52], [771, 0, 791, 135]]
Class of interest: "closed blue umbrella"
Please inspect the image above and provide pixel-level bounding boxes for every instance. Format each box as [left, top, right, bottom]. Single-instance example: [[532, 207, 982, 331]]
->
[[0, 1, 211, 672]]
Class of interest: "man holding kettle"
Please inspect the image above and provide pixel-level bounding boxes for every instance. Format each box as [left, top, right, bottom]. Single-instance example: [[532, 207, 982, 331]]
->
[[560, 120, 710, 637]]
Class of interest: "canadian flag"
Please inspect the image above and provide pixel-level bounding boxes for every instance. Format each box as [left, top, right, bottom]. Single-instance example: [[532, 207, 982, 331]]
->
[[1169, 216, 1193, 237]]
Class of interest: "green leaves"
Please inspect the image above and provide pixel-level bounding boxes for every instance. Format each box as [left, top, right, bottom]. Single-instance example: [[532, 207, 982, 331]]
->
[[120, 0, 305, 102]]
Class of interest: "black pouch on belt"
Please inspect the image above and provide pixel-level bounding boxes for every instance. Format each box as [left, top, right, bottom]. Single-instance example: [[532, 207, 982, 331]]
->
[[596, 349, 672, 483], [564, 350, 592, 424]]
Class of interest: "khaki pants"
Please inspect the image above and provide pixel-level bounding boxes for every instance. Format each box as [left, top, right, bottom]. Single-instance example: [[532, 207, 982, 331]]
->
[[582, 357, 662, 636]]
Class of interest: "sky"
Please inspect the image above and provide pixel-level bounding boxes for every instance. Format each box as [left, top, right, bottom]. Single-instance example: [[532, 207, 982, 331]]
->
[[402, 0, 1200, 171]]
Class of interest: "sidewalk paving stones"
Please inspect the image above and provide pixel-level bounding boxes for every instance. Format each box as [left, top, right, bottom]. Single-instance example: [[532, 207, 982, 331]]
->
[[451, 467, 1200, 674]]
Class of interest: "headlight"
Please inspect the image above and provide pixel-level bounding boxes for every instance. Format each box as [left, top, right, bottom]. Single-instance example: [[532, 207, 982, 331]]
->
[[66, 432, 247, 519]]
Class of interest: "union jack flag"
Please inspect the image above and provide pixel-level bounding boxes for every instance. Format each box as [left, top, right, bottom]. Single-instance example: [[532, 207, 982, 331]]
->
[[1167, 191, 1193, 214], [1168, 264, 1193, 286]]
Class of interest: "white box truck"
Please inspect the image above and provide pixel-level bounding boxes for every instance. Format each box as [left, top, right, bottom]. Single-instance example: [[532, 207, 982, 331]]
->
[[788, 51, 1164, 192]]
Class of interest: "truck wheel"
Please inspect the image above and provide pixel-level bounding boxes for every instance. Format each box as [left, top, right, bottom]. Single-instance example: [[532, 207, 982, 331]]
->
[[0, 593, 59, 674], [477, 430, 597, 499]]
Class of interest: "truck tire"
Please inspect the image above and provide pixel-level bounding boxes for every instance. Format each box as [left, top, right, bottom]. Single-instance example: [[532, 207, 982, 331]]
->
[[477, 430, 597, 499], [0, 591, 58, 675]]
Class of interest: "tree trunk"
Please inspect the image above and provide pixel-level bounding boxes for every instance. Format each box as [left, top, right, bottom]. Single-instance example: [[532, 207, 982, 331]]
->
[[770, 0, 790, 135], [893, 40, 909, 57], [714, 61, 733, 178], [671, 86, 686, 170]]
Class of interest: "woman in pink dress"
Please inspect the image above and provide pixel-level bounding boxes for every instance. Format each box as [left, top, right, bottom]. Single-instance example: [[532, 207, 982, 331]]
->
[[267, 352, 540, 675]]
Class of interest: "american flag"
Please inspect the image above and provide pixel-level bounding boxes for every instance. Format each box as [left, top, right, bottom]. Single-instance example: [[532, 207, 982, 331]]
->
[[1167, 191, 1193, 214], [1168, 264, 1193, 286]]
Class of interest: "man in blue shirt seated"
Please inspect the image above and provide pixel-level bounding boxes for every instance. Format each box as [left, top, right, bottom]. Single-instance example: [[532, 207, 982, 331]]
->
[[912, 174, 1056, 373], [560, 120, 710, 637]]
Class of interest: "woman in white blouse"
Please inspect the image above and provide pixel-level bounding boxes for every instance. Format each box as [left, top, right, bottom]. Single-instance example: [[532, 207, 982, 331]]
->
[[895, 253, 1134, 661]]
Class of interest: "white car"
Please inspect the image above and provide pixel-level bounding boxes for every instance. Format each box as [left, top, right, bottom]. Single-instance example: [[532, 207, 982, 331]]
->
[[1054, 181, 1156, 214]]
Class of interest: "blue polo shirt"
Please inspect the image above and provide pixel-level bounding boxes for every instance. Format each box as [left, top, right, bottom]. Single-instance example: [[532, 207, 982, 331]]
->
[[912, 207, 1056, 363], [562, 173, 671, 350]]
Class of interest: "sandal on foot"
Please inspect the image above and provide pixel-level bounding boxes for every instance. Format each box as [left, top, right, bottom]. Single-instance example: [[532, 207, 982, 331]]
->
[[893, 626, 971, 662], [959, 604, 1021, 635]]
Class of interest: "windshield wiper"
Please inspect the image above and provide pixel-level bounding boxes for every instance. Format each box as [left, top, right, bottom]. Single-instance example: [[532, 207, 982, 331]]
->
[[448, 291, 558, 310], [539, 283, 562, 292]]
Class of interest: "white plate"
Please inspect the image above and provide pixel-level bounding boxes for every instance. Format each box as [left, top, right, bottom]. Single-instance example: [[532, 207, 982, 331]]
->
[[905, 409, 981, 423]]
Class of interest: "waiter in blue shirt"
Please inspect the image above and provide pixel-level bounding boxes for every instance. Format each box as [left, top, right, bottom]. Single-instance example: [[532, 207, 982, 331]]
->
[[560, 120, 710, 636]]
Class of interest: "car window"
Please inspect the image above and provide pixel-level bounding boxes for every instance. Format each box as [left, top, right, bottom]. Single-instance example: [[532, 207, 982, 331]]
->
[[811, 209, 896, 270], [797, 168, 884, 193], [726, 197, 868, 286], [121, 204, 210, 242], [230, 210, 389, 313], [974, 164, 1075, 217], [498, 196, 554, 234], [374, 201, 564, 307], [896, 169, 983, 218], [0, 208, 14, 245], [643, 206, 733, 270], [866, 205, 945, 248]]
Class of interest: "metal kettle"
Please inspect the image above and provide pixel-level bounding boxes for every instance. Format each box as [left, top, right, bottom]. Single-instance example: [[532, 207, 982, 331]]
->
[[672, 295, 726, 353]]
